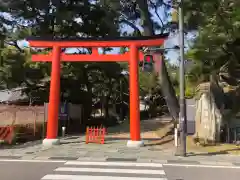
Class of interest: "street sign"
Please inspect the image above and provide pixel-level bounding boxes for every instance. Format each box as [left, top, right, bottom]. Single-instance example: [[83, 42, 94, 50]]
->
[[59, 102, 69, 121]]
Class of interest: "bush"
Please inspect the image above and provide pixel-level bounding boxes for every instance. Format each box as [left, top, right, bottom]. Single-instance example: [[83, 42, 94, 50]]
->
[[11, 123, 44, 143], [185, 86, 195, 99]]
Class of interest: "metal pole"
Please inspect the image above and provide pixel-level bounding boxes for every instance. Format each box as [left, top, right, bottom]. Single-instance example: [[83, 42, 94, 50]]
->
[[175, 0, 187, 156]]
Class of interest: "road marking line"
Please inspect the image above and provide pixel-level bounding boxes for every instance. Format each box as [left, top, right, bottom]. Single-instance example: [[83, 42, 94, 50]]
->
[[163, 163, 240, 169], [2, 158, 240, 170], [55, 167, 165, 175], [65, 161, 163, 167], [0, 159, 66, 163], [41, 174, 168, 180]]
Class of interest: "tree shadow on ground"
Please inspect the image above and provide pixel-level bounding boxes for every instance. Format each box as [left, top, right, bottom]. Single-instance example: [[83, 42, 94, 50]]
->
[[107, 116, 173, 135], [57, 117, 175, 146], [106, 124, 175, 147], [143, 126, 174, 147], [0, 139, 42, 150], [144, 138, 174, 147], [105, 137, 161, 141]]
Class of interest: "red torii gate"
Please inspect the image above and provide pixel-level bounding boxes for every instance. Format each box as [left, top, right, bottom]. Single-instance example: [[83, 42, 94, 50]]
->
[[27, 34, 168, 147]]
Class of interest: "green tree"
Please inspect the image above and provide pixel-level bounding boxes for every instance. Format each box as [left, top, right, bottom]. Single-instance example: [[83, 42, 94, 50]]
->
[[0, 0, 126, 122], [100, 0, 180, 120], [184, 0, 240, 124], [184, 0, 240, 84], [0, 0, 184, 122]]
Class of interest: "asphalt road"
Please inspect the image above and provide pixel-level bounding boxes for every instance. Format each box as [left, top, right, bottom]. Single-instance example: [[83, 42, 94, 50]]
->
[[0, 160, 239, 180], [0, 160, 64, 180], [164, 164, 240, 180]]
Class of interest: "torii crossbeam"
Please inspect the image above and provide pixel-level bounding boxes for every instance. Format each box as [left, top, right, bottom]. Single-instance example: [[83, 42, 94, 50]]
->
[[27, 34, 168, 147]]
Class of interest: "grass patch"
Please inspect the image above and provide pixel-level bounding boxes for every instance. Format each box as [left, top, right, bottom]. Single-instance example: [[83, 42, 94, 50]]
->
[[187, 136, 240, 155], [154, 124, 240, 155]]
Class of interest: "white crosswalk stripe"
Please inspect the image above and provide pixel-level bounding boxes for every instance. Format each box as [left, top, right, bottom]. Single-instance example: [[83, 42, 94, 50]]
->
[[41, 161, 168, 180]]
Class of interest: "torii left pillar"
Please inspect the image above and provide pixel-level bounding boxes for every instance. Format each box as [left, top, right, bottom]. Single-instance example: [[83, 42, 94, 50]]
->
[[42, 46, 61, 146]]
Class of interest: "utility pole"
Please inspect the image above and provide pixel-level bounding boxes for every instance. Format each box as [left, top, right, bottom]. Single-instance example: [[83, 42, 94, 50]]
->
[[175, 0, 187, 157]]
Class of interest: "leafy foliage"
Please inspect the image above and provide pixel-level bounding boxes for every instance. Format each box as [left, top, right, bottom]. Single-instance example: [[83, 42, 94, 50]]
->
[[99, 0, 180, 120], [184, 0, 240, 120], [185, 0, 240, 85], [0, 0, 182, 122], [0, 0, 127, 122]]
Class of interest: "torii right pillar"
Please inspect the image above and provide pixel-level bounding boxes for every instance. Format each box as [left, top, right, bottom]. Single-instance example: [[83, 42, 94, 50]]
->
[[127, 49, 163, 148]]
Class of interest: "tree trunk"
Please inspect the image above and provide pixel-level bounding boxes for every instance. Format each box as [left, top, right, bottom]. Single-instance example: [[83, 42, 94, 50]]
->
[[104, 78, 113, 119], [159, 55, 180, 120], [0, 36, 4, 66], [104, 96, 109, 119], [83, 68, 93, 123], [138, 0, 180, 121]]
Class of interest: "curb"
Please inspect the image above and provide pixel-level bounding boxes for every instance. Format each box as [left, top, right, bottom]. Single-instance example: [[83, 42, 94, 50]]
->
[[0, 155, 239, 167]]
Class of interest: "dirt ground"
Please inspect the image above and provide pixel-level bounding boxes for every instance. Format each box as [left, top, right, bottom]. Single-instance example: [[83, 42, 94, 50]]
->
[[107, 118, 240, 155], [107, 118, 175, 149]]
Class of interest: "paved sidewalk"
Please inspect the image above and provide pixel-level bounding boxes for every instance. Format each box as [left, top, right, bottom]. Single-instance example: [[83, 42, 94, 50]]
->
[[1, 135, 240, 166]]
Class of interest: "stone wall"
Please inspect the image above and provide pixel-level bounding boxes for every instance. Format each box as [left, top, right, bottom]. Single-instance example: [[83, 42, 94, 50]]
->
[[194, 82, 224, 144], [0, 104, 82, 126]]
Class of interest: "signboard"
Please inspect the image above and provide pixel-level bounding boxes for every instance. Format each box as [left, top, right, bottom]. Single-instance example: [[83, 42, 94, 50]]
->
[[59, 102, 69, 121]]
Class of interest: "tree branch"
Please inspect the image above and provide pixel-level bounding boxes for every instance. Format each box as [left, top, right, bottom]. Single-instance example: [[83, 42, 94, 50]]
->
[[119, 19, 142, 35], [149, 0, 165, 33], [4, 40, 24, 52], [103, 5, 142, 36], [213, 3, 233, 35], [158, 0, 177, 9], [137, 0, 154, 36]]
